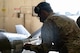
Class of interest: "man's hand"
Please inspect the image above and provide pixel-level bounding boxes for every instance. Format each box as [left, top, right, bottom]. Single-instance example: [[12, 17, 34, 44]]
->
[[23, 44, 31, 50]]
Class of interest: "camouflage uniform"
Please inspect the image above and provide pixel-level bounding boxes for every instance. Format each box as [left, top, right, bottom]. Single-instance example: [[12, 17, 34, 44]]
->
[[46, 13, 80, 53], [23, 13, 80, 53]]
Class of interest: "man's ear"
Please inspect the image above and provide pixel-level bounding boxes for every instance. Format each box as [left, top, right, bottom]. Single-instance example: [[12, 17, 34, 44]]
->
[[41, 10, 46, 15], [42, 10, 49, 17]]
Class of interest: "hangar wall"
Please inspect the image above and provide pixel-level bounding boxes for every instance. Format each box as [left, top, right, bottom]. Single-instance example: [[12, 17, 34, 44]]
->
[[0, 0, 44, 33]]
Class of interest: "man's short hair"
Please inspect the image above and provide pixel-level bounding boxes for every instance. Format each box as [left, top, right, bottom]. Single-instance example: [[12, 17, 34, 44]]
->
[[34, 2, 53, 14]]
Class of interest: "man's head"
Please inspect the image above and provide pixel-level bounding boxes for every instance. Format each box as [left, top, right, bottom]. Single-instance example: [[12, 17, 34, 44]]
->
[[34, 2, 53, 22]]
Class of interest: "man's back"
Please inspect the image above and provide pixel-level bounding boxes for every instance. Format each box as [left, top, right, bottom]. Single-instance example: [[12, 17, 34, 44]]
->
[[50, 14, 80, 53]]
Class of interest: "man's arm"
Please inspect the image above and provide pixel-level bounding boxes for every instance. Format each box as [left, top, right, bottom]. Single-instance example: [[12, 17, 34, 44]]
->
[[23, 43, 52, 53]]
